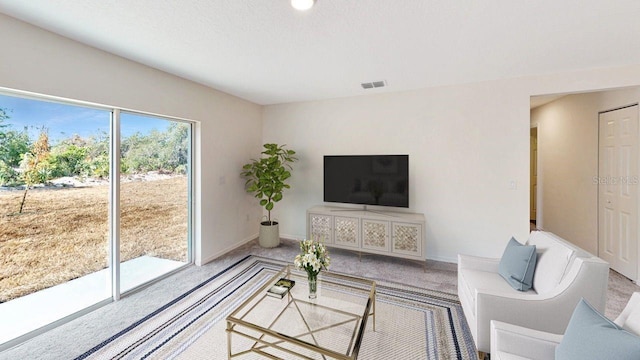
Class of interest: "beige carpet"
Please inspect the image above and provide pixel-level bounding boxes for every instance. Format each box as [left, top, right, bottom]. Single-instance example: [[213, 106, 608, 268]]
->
[[178, 296, 433, 359], [76, 256, 476, 359], [1, 238, 638, 360]]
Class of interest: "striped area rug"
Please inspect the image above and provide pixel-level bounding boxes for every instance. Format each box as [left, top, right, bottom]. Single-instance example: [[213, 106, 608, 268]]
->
[[76, 256, 476, 359]]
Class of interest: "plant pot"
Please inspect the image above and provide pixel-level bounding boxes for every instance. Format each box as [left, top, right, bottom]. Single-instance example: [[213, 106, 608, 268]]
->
[[259, 221, 280, 248]]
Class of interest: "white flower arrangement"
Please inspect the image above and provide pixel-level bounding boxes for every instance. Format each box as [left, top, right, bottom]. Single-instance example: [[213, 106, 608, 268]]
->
[[294, 238, 330, 276]]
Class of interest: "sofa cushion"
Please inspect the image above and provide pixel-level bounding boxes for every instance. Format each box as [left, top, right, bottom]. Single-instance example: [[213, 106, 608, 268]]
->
[[556, 298, 640, 359], [527, 232, 575, 294], [498, 237, 537, 291], [459, 268, 536, 315]]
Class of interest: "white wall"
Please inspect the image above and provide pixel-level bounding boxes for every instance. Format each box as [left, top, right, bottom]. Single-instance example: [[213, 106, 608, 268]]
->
[[531, 87, 640, 254], [0, 14, 263, 265], [264, 82, 530, 262], [7, 12, 640, 264], [264, 68, 640, 262]]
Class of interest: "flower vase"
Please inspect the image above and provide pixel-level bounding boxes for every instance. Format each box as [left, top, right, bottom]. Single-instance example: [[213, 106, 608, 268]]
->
[[308, 272, 318, 299]]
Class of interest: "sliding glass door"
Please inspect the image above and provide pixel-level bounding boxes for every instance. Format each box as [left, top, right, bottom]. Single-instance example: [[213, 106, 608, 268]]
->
[[0, 93, 193, 348], [119, 112, 191, 292], [0, 94, 112, 344]]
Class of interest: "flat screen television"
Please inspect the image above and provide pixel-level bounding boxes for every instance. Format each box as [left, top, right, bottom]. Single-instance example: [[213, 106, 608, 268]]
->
[[324, 155, 409, 208]]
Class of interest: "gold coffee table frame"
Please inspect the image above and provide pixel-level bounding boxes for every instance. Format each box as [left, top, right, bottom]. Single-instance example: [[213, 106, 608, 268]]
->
[[226, 265, 376, 360]]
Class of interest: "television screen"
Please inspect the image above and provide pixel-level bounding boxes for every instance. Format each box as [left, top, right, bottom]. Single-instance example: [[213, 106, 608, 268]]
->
[[324, 155, 409, 208]]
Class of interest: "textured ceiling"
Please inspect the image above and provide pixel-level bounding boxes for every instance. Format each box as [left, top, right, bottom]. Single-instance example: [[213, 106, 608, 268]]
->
[[1, 1, 640, 105]]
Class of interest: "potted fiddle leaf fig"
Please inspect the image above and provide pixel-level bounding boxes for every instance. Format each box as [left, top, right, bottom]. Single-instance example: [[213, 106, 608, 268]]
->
[[241, 143, 297, 248]]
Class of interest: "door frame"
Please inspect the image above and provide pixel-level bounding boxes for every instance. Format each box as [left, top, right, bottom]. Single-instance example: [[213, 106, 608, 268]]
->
[[531, 122, 543, 230]]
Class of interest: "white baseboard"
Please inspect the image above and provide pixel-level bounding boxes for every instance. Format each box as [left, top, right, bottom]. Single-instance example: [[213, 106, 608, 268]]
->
[[197, 233, 258, 266], [198, 232, 458, 266], [426, 254, 458, 264], [279, 233, 304, 241]]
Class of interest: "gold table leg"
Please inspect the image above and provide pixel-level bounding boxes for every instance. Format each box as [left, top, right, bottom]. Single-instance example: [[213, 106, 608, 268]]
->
[[226, 321, 232, 359]]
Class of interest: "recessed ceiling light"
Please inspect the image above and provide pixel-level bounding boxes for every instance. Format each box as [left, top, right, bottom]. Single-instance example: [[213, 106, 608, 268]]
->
[[291, 0, 316, 11]]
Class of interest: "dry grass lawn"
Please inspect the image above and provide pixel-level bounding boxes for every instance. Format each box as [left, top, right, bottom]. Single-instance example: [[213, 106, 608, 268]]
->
[[0, 177, 188, 302]]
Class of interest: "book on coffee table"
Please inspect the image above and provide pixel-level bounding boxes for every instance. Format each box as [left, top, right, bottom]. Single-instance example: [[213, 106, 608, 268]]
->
[[266, 278, 295, 298]]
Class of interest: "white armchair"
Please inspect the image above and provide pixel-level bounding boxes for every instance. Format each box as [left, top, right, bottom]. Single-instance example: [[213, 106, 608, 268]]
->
[[490, 292, 640, 359], [490, 321, 562, 360], [458, 231, 609, 355]]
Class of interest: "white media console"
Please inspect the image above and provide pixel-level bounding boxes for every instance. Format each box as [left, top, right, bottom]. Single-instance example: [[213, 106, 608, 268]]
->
[[307, 205, 426, 265]]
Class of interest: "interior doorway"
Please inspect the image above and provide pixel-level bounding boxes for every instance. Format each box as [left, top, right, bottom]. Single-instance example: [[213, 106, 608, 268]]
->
[[531, 87, 640, 283]]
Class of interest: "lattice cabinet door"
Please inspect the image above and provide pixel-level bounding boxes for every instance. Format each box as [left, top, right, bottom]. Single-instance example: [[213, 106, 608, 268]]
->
[[308, 213, 333, 244], [362, 219, 390, 252], [333, 216, 360, 248], [391, 222, 422, 257]]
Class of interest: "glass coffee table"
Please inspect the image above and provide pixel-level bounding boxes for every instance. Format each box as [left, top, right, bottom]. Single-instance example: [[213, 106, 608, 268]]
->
[[226, 265, 376, 359]]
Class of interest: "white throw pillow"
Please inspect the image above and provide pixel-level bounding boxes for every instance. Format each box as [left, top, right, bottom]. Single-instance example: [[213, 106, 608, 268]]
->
[[527, 232, 575, 294]]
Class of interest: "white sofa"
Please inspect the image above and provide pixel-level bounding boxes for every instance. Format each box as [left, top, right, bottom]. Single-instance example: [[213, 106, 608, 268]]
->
[[490, 292, 640, 359], [457, 231, 609, 354]]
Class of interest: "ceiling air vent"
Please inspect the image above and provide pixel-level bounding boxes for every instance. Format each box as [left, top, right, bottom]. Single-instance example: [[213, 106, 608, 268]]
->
[[361, 80, 386, 89]]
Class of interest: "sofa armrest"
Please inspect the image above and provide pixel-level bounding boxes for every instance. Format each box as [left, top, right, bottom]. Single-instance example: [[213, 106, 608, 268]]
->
[[491, 320, 562, 360], [475, 286, 580, 336], [472, 256, 609, 352], [458, 254, 500, 273]]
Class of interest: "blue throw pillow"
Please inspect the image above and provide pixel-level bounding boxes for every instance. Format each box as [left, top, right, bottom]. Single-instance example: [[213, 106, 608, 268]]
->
[[498, 237, 537, 291], [556, 298, 640, 359]]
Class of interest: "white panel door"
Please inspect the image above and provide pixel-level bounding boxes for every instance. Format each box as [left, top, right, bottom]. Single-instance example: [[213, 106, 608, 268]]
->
[[598, 105, 639, 280]]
